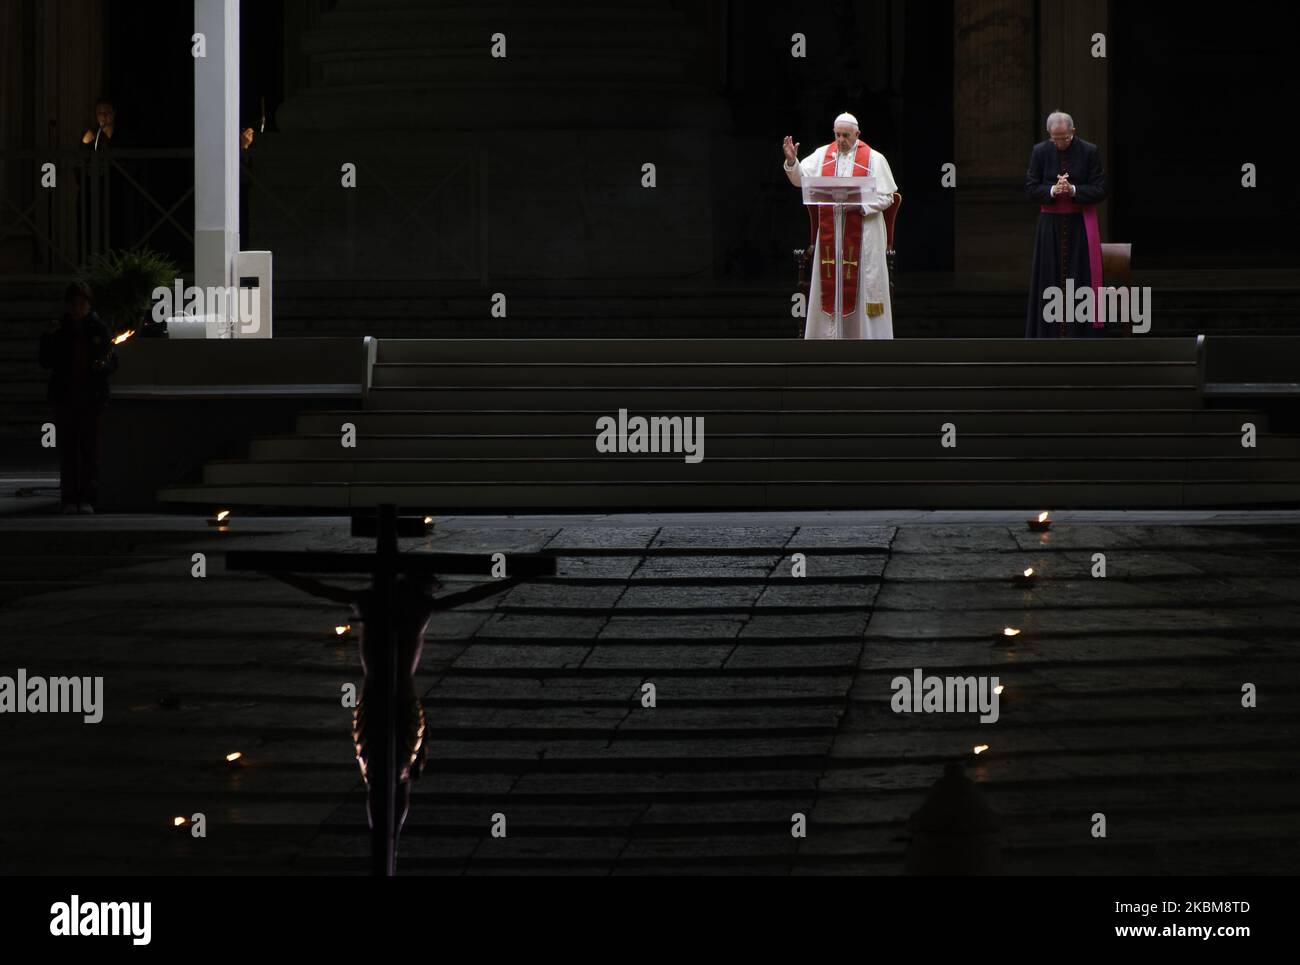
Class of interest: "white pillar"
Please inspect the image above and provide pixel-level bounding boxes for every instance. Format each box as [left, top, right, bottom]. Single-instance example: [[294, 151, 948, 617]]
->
[[194, 0, 239, 336]]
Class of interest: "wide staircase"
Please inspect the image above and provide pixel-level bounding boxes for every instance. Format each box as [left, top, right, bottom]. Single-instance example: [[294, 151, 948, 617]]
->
[[7, 273, 1300, 470], [157, 338, 1300, 510]]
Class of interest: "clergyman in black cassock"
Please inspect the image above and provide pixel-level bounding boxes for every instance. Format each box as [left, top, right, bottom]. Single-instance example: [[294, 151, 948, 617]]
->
[[1024, 121, 1107, 338]]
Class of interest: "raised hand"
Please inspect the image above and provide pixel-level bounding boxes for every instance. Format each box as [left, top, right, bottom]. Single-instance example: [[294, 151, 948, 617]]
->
[[783, 136, 800, 164]]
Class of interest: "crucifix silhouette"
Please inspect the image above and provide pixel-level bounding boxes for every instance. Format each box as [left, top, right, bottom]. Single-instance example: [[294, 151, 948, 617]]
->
[[225, 504, 556, 875]]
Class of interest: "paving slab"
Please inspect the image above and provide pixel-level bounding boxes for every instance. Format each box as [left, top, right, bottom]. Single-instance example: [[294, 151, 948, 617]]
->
[[2, 509, 1297, 875]]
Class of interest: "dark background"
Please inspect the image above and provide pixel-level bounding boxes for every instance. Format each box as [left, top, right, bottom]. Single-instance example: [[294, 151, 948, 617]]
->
[[1111, 6, 1298, 266], [30, 0, 1300, 274]]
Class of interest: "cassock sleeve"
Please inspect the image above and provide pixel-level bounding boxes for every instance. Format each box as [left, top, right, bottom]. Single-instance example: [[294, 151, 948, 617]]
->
[[1072, 144, 1107, 204], [1025, 144, 1055, 203]]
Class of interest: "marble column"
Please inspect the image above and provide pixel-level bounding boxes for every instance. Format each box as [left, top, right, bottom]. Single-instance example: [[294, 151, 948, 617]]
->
[[952, 0, 1036, 274], [193, 0, 239, 334]]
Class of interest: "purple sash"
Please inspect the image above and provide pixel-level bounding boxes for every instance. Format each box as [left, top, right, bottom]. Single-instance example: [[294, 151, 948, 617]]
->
[[1041, 197, 1104, 327]]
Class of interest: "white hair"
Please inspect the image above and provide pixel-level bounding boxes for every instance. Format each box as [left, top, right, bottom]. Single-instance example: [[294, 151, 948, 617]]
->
[[1046, 111, 1075, 132]]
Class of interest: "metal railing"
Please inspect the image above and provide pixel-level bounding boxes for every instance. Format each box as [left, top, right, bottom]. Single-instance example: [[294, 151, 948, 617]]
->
[[0, 148, 195, 274]]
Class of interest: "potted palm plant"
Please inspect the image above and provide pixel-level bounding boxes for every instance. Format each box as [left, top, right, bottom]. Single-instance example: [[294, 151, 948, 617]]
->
[[84, 246, 178, 340]]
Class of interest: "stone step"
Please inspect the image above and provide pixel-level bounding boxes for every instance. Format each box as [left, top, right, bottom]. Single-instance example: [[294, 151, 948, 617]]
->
[[0, 304, 63, 321], [270, 295, 791, 320], [0, 402, 53, 440], [275, 316, 1300, 339], [363, 385, 1204, 411], [294, 408, 1261, 435], [371, 337, 1198, 363], [269, 308, 1299, 335], [0, 378, 46, 394], [369, 361, 1198, 388], [0, 343, 44, 362], [261, 288, 1300, 338], [200, 456, 1300, 486], [263, 292, 1300, 312], [249, 432, 1299, 460], [8, 282, 1300, 338], [156, 478, 1300, 510], [277, 316, 799, 339]]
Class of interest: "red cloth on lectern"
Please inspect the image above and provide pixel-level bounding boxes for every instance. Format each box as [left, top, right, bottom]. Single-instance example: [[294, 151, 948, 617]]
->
[[816, 140, 872, 316]]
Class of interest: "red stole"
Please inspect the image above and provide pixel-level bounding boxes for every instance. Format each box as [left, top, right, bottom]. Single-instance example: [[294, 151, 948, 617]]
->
[[817, 140, 871, 315]]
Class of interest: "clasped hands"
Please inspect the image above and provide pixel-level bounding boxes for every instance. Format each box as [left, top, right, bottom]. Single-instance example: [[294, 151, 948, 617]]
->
[[1050, 174, 1074, 197]]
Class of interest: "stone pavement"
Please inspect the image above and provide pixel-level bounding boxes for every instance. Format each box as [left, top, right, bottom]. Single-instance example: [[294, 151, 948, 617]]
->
[[1, 497, 1298, 874]]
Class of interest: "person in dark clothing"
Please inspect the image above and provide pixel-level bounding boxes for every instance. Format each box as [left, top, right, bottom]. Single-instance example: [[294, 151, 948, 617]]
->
[[38, 282, 119, 514], [81, 97, 119, 151], [1024, 111, 1108, 338], [77, 97, 139, 255]]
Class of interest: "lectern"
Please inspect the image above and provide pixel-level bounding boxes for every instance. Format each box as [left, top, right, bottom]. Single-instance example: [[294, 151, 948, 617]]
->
[[801, 175, 877, 339]]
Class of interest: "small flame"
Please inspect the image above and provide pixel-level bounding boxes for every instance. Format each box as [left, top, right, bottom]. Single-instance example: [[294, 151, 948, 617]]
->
[[1037, 511, 1050, 523], [173, 816, 187, 827], [973, 744, 990, 755], [335, 624, 350, 636], [1023, 567, 1034, 578], [423, 516, 433, 524], [1002, 627, 1021, 637], [994, 684, 1005, 695], [225, 751, 242, 763], [215, 510, 230, 522], [112, 329, 135, 345]]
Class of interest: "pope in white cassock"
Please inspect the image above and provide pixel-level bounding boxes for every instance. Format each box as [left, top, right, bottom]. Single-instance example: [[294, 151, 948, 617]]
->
[[783, 112, 898, 339]]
